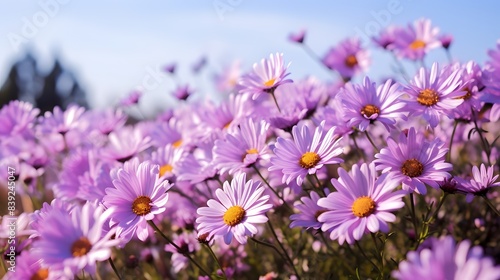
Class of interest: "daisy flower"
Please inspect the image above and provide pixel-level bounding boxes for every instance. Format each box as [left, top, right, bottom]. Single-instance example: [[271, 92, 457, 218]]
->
[[213, 118, 271, 175], [317, 163, 405, 245], [322, 37, 370, 81], [374, 128, 452, 195], [339, 77, 406, 132], [238, 52, 292, 100], [30, 201, 120, 278], [0, 100, 39, 138], [103, 159, 172, 242], [404, 62, 465, 127], [392, 18, 441, 61], [196, 172, 272, 245], [269, 121, 344, 186], [462, 164, 500, 202], [392, 236, 500, 280], [37, 104, 87, 135], [100, 125, 151, 163], [290, 191, 328, 230]]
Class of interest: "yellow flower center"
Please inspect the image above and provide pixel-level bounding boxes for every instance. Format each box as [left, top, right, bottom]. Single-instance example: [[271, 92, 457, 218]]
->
[[264, 78, 276, 87], [401, 158, 424, 178], [70, 236, 92, 257], [361, 104, 380, 118], [345, 54, 358, 68], [159, 164, 173, 177], [223, 205, 246, 226], [172, 139, 182, 148], [410, 39, 426, 50], [417, 89, 439, 106], [132, 195, 152, 216], [31, 268, 49, 280], [242, 148, 259, 161], [299, 152, 321, 169], [352, 196, 376, 218]]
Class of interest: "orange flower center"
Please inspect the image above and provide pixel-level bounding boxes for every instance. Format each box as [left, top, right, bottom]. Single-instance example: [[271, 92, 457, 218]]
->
[[264, 78, 276, 87], [299, 152, 321, 169], [70, 237, 92, 257], [159, 164, 173, 177], [352, 196, 376, 218], [30, 268, 49, 280], [345, 55, 358, 68], [410, 40, 426, 50], [172, 139, 182, 148], [361, 104, 380, 118], [401, 158, 424, 177], [132, 196, 152, 216], [417, 89, 439, 106], [223, 205, 246, 226]]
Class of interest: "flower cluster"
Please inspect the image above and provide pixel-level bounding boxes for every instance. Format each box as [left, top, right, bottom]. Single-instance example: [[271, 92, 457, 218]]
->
[[0, 17, 499, 280]]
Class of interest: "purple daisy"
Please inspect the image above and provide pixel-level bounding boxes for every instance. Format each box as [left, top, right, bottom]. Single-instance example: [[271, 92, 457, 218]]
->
[[3, 252, 56, 280], [214, 60, 242, 93], [372, 25, 402, 50], [120, 90, 142, 107], [288, 29, 306, 44], [30, 201, 120, 278], [213, 118, 271, 175], [290, 191, 328, 230], [196, 172, 272, 245], [150, 143, 187, 182], [103, 159, 172, 243], [100, 125, 151, 163], [0, 100, 39, 138], [37, 104, 87, 135], [392, 236, 500, 280], [404, 62, 465, 127], [322, 37, 370, 81], [268, 121, 344, 186], [317, 163, 405, 245], [238, 52, 292, 100], [391, 18, 441, 61], [462, 164, 500, 202], [339, 77, 406, 132], [374, 128, 452, 195]]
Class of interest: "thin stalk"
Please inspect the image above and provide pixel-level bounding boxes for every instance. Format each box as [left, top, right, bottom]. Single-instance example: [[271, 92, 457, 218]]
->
[[364, 130, 380, 153], [447, 120, 459, 162], [266, 220, 301, 279], [108, 257, 123, 280], [148, 220, 213, 279], [204, 244, 226, 279], [250, 237, 285, 260], [472, 109, 492, 166], [409, 193, 419, 243], [252, 166, 291, 210], [482, 195, 500, 216], [312, 173, 327, 196], [351, 134, 366, 161], [355, 241, 381, 275], [270, 91, 282, 113]]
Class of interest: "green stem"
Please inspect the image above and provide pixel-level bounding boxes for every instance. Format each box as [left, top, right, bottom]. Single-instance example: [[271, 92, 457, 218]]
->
[[266, 219, 301, 279], [409, 193, 419, 244], [108, 257, 123, 280], [250, 237, 285, 260], [312, 173, 327, 196], [148, 220, 213, 279], [447, 120, 458, 162], [482, 195, 500, 216], [269, 91, 282, 113], [364, 130, 379, 153], [355, 240, 381, 275], [370, 233, 385, 276], [252, 166, 291, 210], [204, 244, 226, 279], [472, 109, 492, 166]]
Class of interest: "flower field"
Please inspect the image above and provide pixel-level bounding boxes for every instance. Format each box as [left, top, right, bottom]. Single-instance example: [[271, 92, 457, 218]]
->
[[1, 18, 500, 279]]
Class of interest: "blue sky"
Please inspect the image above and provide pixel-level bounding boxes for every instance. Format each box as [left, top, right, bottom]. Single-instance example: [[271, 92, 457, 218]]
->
[[1, 1, 500, 113]]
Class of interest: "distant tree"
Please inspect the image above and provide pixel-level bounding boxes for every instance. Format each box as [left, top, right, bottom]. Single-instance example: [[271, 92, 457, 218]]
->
[[0, 52, 88, 112]]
